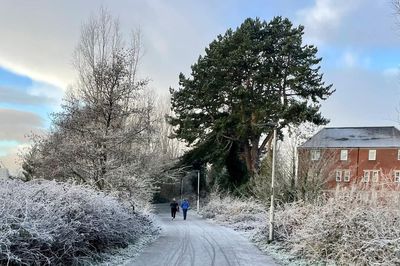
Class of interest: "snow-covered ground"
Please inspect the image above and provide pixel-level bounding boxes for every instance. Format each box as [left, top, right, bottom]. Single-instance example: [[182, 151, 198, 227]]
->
[[127, 204, 278, 266], [94, 226, 160, 266]]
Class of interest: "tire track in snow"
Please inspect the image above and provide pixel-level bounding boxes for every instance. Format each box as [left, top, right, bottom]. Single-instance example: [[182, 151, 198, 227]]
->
[[205, 231, 234, 266], [201, 233, 216, 266], [131, 204, 277, 266]]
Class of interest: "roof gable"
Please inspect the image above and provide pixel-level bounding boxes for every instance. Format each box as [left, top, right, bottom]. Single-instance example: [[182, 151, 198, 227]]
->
[[300, 126, 400, 148]]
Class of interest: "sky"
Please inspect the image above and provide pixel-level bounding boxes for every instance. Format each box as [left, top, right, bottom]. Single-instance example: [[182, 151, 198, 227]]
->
[[1, 0, 400, 174]]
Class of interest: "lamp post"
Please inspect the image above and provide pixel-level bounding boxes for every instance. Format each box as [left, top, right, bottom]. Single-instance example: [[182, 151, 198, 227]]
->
[[197, 170, 200, 213], [180, 176, 183, 201], [268, 126, 278, 243]]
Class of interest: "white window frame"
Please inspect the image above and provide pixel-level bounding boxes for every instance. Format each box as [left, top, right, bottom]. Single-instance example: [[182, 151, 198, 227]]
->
[[394, 171, 400, 183], [343, 170, 350, 182], [368, 149, 376, 161], [398, 150, 400, 160], [362, 170, 370, 182], [372, 170, 379, 183], [335, 170, 342, 182], [311, 150, 321, 161], [340, 149, 348, 161]]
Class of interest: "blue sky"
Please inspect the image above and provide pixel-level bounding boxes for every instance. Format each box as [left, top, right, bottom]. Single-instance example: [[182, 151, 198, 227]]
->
[[1, 0, 400, 173]]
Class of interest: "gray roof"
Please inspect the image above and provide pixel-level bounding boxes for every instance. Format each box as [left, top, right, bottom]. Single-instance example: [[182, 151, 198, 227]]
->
[[300, 126, 400, 148]]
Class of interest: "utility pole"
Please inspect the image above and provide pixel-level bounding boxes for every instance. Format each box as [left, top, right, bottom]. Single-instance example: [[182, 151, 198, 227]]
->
[[197, 170, 200, 213], [268, 127, 277, 243], [180, 176, 183, 201]]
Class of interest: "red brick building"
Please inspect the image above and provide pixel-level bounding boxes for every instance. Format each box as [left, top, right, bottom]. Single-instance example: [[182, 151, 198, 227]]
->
[[298, 127, 400, 190]]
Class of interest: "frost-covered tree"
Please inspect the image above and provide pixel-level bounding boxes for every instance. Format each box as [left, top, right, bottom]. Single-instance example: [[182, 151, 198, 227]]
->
[[57, 9, 149, 190], [21, 9, 164, 207]]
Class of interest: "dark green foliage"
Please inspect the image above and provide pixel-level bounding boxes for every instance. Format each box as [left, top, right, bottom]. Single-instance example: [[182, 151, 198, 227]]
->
[[225, 142, 248, 188], [169, 17, 334, 191]]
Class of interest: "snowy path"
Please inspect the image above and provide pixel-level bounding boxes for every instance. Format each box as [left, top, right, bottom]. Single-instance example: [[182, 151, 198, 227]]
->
[[129, 204, 277, 266]]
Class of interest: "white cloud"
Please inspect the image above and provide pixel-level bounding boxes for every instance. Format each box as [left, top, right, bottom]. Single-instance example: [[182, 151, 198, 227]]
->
[[383, 67, 400, 77], [336, 51, 374, 69], [0, 109, 44, 142], [0, 142, 30, 175], [321, 67, 400, 127], [297, 0, 360, 44], [0, 108, 45, 175], [0, 86, 52, 105], [0, 60, 71, 90], [27, 82, 64, 108], [0, 1, 86, 90], [0, 80, 63, 107], [0, 0, 221, 95], [341, 51, 357, 68]]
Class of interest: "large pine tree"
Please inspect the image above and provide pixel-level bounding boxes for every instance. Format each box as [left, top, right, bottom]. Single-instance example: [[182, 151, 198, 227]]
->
[[169, 17, 334, 188]]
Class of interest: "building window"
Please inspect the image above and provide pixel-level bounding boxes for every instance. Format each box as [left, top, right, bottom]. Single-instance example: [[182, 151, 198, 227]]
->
[[343, 170, 350, 182], [394, 171, 400, 183], [362, 171, 370, 182], [336, 169, 350, 182], [368, 150, 376, 161], [335, 170, 342, 182], [311, 150, 320, 161], [398, 150, 400, 160], [363, 170, 380, 183], [340, 150, 348, 161], [372, 170, 379, 183]]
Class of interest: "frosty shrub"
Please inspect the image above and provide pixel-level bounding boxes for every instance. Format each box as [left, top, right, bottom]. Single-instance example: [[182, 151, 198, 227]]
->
[[251, 201, 316, 244], [0, 179, 156, 265], [201, 190, 267, 232], [203, 189, 400, 265], [283, 190, 400, 265]]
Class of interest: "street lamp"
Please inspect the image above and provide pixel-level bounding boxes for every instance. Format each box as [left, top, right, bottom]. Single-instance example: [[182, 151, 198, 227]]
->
[[180, 176, 184, 202], [197, 170, 200, 213], [268, 124, 278, 243]]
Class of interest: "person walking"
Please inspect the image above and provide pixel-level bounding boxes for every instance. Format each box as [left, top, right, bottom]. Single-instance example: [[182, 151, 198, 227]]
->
[[181, 199, 190, 220], [170, 198, 179, 220]]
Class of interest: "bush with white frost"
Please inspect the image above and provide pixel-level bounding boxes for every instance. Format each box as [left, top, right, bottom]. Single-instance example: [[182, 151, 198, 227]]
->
[[0, 179, 157, 265], [201, 191, 267, 232], [281, 191, 400, 265], [202, 189, 400, 265]]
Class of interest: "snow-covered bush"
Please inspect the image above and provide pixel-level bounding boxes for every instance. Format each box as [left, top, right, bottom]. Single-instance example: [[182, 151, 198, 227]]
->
[[251, 200, 315, 244], [201, 191, 267, 231], [0, 179, 157, 265], [202, 189, 400, 265], [283, 190, 400, 265]]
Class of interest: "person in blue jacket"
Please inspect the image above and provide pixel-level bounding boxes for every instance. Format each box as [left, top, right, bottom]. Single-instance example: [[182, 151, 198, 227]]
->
[[181, 199, 190, 220]]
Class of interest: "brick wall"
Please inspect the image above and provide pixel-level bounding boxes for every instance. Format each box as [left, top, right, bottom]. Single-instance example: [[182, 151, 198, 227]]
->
[[298, 147, 400, 190]]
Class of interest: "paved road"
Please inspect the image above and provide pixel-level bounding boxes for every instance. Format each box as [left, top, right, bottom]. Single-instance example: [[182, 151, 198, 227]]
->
[[130, 204, 278, 266]]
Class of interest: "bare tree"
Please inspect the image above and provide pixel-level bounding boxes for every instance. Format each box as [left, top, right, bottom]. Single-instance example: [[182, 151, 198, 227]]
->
[[250, 122, 331, 203], [21, 9, 162, 208], [50, 8, 149, 190]]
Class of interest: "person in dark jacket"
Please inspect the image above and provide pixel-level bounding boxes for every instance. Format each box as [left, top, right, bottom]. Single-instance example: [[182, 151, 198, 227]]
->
[[181, 199, 190, 220], [170, 198, 179, 220]]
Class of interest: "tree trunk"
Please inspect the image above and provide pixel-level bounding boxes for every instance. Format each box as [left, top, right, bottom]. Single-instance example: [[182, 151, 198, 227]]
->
[[242, 136, 261, 178]]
